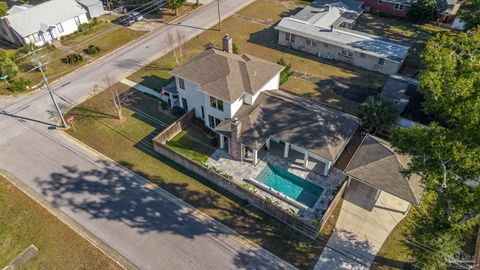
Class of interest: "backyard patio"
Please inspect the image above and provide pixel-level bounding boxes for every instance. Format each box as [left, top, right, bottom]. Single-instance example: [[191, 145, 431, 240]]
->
[[206, 148, 346, 224]]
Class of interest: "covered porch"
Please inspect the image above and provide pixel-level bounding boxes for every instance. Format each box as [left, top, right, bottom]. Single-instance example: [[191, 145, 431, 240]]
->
[[218, 134, 332, 176]]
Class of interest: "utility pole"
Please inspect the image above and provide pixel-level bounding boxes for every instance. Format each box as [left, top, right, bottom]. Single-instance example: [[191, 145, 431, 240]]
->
[[217, 0, 221, 31], [31, 49, 68, 128]]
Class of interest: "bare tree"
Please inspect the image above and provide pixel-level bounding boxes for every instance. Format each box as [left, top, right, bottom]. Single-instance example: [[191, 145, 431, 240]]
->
[[165, 30, 186, 67], [104, 76, 123, 120]]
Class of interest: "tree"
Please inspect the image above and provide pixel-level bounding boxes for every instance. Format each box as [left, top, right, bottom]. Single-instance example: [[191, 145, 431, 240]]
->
[[458, 0, 480, 29], [358, 95, 397, 134], [104, 76, 123, 120], [0, 2, 8, 17], [419, 28, 480, 130], [408, 0, 437, 22], [165, 30, 186, 67], [277, 58, 293, 85], [391, 29, 480, 268], [0, 52, 19, 82], [167, 0, 185, 15]]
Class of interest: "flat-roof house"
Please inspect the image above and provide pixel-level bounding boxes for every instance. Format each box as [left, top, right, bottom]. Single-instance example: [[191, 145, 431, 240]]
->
[[170, 35, 361, 176], [275, 0, 411, 74], [0, 0, 91, 47]]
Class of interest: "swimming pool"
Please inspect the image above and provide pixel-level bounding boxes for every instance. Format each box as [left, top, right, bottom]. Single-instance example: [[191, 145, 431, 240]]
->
[[256, 164, 323, 208]]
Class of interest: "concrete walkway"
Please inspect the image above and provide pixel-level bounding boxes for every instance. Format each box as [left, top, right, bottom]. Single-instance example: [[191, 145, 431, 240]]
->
[[315, 180, 410, 269]]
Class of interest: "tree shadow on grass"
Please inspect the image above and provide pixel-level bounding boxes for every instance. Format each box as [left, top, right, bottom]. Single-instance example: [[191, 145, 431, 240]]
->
[[33, 160, 293, 269]]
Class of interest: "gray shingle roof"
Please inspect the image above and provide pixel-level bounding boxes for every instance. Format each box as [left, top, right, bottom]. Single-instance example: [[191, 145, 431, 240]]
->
[[344, 135, 423, 205], [170, 48, 284, 102], [215, 90, 360, 162], [5, 0, 87, 37]]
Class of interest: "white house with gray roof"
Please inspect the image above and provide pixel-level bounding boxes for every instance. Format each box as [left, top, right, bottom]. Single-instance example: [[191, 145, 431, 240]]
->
[[275, 0, 411, 74], [0, 0, 95, 47]]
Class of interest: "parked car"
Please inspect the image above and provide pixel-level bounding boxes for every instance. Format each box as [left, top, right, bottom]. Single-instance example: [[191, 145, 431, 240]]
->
[[129, 11, 144, 21], [118, 14, 135, 26]]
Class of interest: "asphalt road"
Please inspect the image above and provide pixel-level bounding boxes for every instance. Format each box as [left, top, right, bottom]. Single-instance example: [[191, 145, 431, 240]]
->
[[0, 1, 297, 269]]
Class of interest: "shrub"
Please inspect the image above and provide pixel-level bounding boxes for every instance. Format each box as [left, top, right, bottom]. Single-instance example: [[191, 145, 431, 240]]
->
[[63, 53, 84, 64], [83, 45, 101, 55], [277, 58, 293, 85], [9, 78, 32, 92], [232, 43, 239, 54], [160, 100, 168, 110]]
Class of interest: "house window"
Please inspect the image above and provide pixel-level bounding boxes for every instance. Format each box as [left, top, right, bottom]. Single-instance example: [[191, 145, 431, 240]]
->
[[340, 48, 353, 58], [394, 4, 404, 10], [378, 0, 384, 4], [178, 78, 185, 89], [28, 33, 41, 43], [378, 58, 385, 65], [306, 39, 317, 47], [56, 23, 64, 33], [210, 96, 224, 111], [285, 32, 295, 43], [74, 16, 81, 27], [324, 43, 329, 48], [360, 53, 366, 57], [201, 106, 205, 119], [208, 115, 221, 128]]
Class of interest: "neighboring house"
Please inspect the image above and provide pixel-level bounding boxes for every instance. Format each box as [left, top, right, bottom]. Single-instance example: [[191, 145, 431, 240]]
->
[[275, 0, 411, 74], [363, 0, 413, 17], [170, 35, 361, 176], [170, 35, 284, 130], [0, 0, 90, 47], [76, 0, 105, 19], [344, 134, 424, 209], [437, 0, 463, 24]]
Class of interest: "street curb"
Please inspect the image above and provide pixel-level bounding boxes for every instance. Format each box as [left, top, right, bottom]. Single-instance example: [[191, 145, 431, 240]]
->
[[59, 130, 297, 270], [0, 170, 139, 270]]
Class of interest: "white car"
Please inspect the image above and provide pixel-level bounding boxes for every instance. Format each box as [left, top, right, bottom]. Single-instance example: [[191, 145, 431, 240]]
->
[[129, 11, 144, 21]]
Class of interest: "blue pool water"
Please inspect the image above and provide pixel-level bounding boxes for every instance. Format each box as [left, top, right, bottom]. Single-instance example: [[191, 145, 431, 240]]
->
[[256, 164, 323, 208]]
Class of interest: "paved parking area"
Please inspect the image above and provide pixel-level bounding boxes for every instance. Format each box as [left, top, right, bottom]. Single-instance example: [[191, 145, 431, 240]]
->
[[315, 180, 410, 269]]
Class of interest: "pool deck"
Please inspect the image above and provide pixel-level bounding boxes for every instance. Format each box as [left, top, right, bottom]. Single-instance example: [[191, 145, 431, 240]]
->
[[206, 149, 346, 223]]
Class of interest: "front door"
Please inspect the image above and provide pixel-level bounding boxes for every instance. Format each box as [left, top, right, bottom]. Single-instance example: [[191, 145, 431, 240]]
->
[[181, 98, 188, 111]]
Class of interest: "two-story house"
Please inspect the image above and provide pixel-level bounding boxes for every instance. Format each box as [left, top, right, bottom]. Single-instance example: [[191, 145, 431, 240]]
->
[[170, 35, 284, 129]]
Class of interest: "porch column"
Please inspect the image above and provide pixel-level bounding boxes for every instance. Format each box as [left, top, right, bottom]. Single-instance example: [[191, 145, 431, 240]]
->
[[220, 135, 225, 149], [266, 138, 271, 149], [283, 142, 290, 158], [253, 149, 258, 165], [323, 160, 331, 176], [303, 151, 309, 168]]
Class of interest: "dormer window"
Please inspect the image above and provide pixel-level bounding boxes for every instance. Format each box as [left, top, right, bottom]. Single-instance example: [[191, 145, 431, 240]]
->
[[178, 78, 185, 90]]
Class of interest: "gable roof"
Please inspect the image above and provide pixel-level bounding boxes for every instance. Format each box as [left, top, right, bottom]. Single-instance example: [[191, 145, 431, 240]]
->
[[170, 48, 284, 102], [344, 134, 423, 205], [215, 90, 360, 162], [4, 0, 86, 37]]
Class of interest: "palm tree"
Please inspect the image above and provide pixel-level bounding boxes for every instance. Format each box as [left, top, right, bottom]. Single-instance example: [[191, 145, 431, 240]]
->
[[359, 95, 398, 134]]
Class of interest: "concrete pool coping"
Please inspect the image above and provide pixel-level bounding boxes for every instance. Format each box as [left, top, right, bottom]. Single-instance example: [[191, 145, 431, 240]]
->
[[246, 178, 310, 210]]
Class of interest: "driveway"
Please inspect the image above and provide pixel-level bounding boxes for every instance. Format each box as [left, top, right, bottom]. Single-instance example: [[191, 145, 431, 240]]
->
[[315, 180, 410, 269], [0, 1, 298, 269]]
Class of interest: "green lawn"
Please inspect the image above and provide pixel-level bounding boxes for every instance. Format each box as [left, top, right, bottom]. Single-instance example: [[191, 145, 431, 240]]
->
[[166, 130, 215, 164], [66, 86, 328, 270], [0, 176, 120, 269], [128, 0, 387, 113]]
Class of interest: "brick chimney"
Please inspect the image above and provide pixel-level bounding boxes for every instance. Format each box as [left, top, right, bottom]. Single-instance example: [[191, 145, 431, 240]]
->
[[229, 118, 242, 160], [222, 34, 233, 53]]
